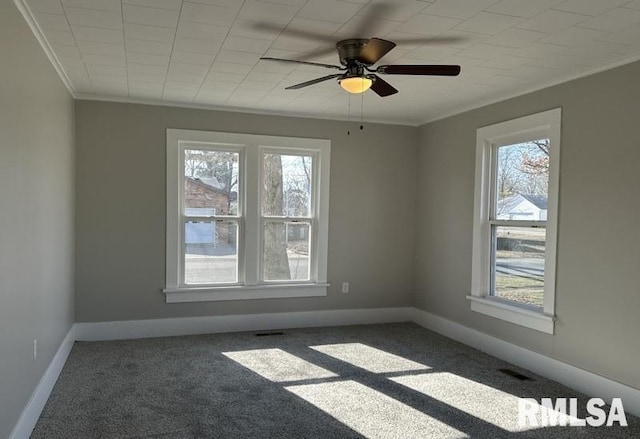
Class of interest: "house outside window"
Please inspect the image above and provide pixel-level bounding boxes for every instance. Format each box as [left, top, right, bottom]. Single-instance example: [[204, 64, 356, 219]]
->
[[165, 129, 330, 303], [469, 109, 561, 334]]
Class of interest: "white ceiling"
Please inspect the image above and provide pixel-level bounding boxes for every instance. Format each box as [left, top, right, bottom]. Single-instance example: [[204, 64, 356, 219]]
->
[[18, 0, 640, 125]]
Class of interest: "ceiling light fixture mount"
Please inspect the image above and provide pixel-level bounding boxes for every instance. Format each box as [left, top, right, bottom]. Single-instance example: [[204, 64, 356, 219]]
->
[[338, 51, 374, 94]]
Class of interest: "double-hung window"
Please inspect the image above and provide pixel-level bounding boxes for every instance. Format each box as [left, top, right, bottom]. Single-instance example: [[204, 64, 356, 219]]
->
[[469, 109, 561, 334], [165, 129, 330, 303]]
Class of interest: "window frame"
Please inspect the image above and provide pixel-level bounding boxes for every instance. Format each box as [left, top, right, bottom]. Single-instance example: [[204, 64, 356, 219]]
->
[[165, 129, 330, 303], [259, 147, 317, 284], [180, 144, 244, 287], [468, 108, 561, 334]]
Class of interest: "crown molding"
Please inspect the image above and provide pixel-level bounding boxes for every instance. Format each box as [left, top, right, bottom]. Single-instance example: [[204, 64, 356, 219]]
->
[[74, 93, 419, 127]]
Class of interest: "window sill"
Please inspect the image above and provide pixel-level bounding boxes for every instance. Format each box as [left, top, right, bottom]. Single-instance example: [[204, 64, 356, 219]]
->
[[466, 295, 555, 334], [163, 283, 329, 303]]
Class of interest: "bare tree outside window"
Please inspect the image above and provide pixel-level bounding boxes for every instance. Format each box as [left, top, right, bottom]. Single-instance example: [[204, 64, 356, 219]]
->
[[262, 154, 313, 281], [263, 154, 291, 280], [496, 140, 549, 218]]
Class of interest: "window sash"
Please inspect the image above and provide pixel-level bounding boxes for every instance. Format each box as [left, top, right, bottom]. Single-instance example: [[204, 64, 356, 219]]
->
[[259, 149, 319, 283], [260, 218, 315, 283], [488, 142, 549, 223], [180, 144, 243, 217], [489, 223, 546, 308], [181, 217, 242, 287], [259, 148, 318, 219], [487, 137, 549, 307], [489, 220, 546, 228], [179, 144, 243, 287]]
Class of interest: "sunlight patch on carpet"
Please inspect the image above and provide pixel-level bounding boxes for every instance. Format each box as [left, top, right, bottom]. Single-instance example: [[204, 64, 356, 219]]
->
[[222, 348, 337, 382], [286, 380, 467, 439], [310, 343, 430, 373], [390, 372, 583, 432]]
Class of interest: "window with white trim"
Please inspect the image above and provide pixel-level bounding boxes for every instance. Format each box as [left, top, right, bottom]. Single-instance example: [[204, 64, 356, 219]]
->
[[469, 109, 561, 334], [165, 129, 330, 303]]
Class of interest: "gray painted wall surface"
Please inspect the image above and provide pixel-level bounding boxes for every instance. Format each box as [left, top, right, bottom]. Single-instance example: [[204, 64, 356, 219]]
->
[[415, 61, 640, 389], [0, 2, 75, 436], [74, 101, 417, 322]]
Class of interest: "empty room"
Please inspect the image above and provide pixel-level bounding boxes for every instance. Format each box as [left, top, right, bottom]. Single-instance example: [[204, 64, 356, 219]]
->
[[2, 0, 640, 437]]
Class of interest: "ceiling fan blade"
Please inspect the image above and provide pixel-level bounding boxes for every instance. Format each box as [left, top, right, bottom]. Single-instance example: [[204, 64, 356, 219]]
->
[[252, 22, 336, 43], [392, 36, 468, 46], [260, 57, 343, 70], [285, 74, 344, 90], [377, 64, 461, 76], [284, 46, 338, 62], [358, 38, 396, 65], [351, 2, 394, 37], [370, 75, 398, 97]]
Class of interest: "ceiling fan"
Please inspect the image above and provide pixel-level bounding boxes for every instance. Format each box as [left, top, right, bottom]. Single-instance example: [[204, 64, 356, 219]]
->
[[261, 37, 461, 97]]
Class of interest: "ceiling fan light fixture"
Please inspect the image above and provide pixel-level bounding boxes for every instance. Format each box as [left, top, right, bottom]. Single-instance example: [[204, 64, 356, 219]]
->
[[339, 76, 373, 94]]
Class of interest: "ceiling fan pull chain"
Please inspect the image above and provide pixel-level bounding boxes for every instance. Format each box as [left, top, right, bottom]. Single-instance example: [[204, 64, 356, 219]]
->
[[347, 94, 352, 135], [360, 93, 364, 131]]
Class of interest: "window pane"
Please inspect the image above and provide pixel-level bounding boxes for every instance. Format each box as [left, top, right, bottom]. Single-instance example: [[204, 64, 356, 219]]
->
[[262, 154, 313, 217], [495, 140, 549, 221], [493, 226, 545, 307], [184, 149, 239, 216], [263, 222, 310, 281], [184, 221, 238, 284]]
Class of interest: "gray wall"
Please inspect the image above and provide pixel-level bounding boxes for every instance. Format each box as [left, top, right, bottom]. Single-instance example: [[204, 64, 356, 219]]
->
[[415, 61, 640, 389], [0, 2, 75, 437], [74, 101, 417, 322]]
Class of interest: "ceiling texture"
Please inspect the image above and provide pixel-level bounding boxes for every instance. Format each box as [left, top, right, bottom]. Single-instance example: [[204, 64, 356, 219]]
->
[[17, 0, 640, 125]]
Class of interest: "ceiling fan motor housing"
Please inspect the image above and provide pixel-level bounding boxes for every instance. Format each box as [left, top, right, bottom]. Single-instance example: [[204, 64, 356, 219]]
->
[[337, 39, 370, 65]]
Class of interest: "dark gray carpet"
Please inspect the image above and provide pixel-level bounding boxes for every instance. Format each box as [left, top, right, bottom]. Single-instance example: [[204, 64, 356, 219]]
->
[[32, 323, 639, 438]]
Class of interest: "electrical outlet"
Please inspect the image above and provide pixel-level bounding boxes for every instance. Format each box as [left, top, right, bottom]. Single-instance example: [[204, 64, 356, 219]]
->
[[33, 340, 37, 363], [342, 282, 349, 293]]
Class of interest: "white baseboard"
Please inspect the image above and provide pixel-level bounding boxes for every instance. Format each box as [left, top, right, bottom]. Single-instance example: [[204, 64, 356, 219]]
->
[[75, 307, 414, 341], [13, 305, 640, 439], [9, 324, 76, 439], [410, 307, 640, 418]]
